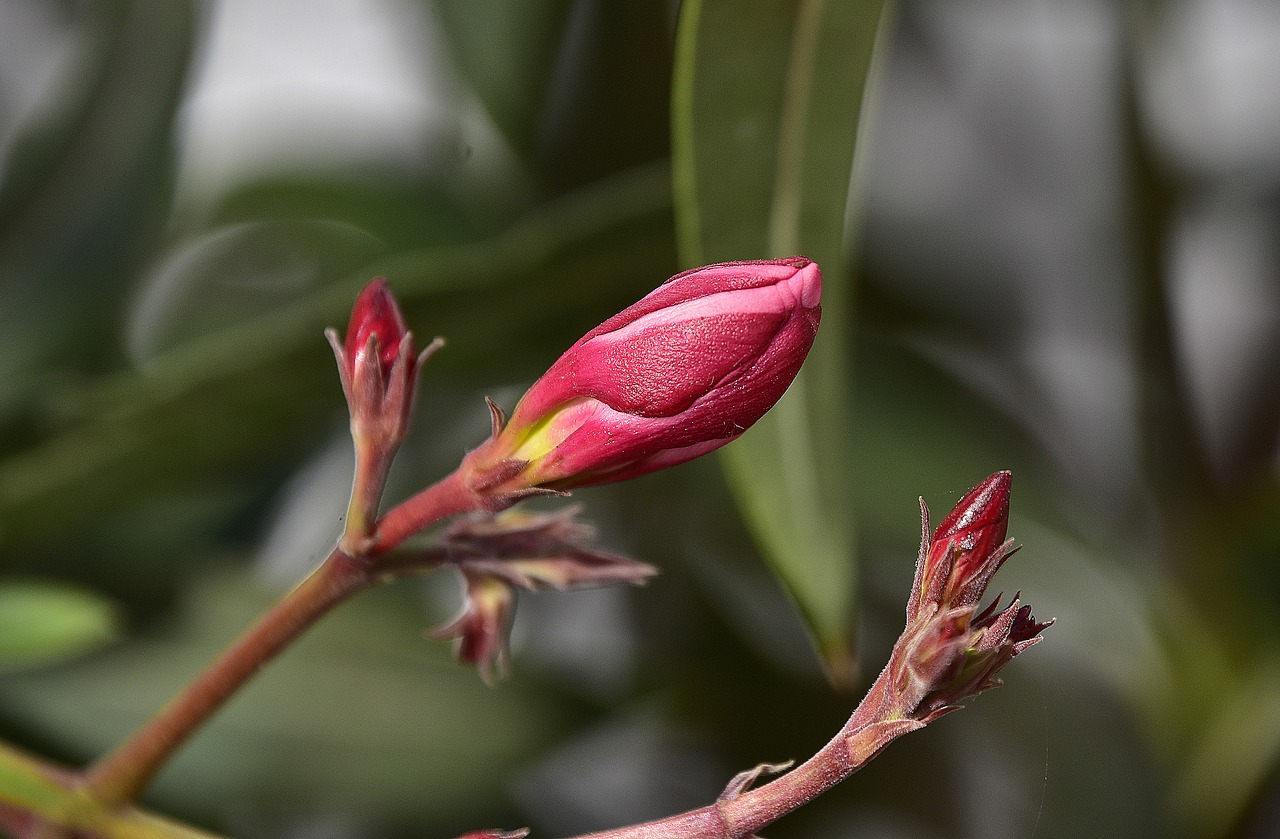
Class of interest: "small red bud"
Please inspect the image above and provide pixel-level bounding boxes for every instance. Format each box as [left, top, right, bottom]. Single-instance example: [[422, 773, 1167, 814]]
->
[[327, 279, 442, 544], [345, 278, 410, 377], [932, 470, 1011, 558], [909, 472, 1015, 620], [891, 472, 1049, 719]]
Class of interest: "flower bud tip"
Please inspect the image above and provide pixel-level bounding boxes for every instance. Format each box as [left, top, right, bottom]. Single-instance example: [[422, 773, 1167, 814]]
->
[[346, 278, 410, 373], [932, 471, 1011, 547]]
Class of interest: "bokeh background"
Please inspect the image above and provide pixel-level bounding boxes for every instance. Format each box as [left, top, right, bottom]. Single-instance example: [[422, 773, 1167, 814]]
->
[[2, 1, 1279, 837]]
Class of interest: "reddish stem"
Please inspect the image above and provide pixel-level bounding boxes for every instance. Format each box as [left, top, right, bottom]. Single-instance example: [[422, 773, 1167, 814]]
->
[[369, 468, 479, 554], [571, 668, 898, 839], [344, 436, 394, 544], [82, 549, 370, 805], [81, 468, 484, 807]]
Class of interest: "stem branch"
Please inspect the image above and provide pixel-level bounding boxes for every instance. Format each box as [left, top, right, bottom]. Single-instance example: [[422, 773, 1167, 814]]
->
[[0, 741, 227, 839], [80, 466, 483, 808], [370, 468, 478, 554]]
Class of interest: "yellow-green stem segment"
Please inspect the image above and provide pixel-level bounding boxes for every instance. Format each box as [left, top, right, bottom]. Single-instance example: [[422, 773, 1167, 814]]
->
[[0, 742, 223, 839]]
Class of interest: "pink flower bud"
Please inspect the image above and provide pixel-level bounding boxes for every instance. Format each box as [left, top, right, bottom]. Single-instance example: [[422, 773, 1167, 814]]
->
[[468, 258, 822, 493]]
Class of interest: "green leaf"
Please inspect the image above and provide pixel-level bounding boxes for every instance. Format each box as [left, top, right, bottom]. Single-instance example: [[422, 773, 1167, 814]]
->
[[431, 0, 576, 156], [208, 175, 475, 251], [672, 0, 890, 682], [0, 0, 196, 419], [127, 219, 391, 361], [0, 581, 119, 672], [0, 163, 673, 554], [433, 1, 674, 192]]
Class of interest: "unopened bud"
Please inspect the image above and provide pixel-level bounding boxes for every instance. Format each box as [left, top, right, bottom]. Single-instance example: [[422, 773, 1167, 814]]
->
[[327, 278, 442, 543], [462, 258, 821, 498], [909, 471, 1016, 619], [889, 473, 1050, 720]]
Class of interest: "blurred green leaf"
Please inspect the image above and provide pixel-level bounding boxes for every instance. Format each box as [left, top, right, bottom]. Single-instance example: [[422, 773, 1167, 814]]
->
[[1173, 661, 1280, 839], [851, 335, 1043, 539], [671, 0, 889, 681], [128, 219, 390, 361], [0, 163, 673, 555], [433, 1, 673, 193], [431, 0, 575, 157], [0, 581, 118, 672], [0, 0, 195, 419], [208, 175, 475, 251]]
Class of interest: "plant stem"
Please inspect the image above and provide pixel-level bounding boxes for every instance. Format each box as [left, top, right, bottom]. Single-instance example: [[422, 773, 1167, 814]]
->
[[343, 436, 392, 546], [0, 740, 226, 839], [369, 467, 479, 554], [80, 468, 482, 808], [569, 669, 903, 839], [81, 548, 370, 806], [0, 741, 75, 830]]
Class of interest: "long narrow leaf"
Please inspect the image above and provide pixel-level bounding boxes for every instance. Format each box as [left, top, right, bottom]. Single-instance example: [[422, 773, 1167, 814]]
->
[[672, 0, 890, 682]]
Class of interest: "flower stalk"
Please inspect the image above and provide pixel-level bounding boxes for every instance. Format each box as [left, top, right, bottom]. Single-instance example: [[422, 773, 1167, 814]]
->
[[545, 471, 1050, 839]]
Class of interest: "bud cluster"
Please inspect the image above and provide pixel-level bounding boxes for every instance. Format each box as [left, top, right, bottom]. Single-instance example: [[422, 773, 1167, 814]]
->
[[872, 472, 1050, 725]]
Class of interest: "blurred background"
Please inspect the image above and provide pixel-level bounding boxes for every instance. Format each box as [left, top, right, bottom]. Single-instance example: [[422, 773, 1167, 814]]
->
[[1, 0, 1279, 837]]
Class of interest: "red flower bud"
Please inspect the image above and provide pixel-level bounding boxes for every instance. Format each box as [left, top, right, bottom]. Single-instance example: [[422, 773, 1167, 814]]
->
[[327, 279, 442, 543], [327, 279, 423, 441], [345, 278, 411, 377], [909, 471, 1016, 620], [466, 258, 821, 494], [887, 472, 1051, 720], [932, 470, 1010, 565]]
